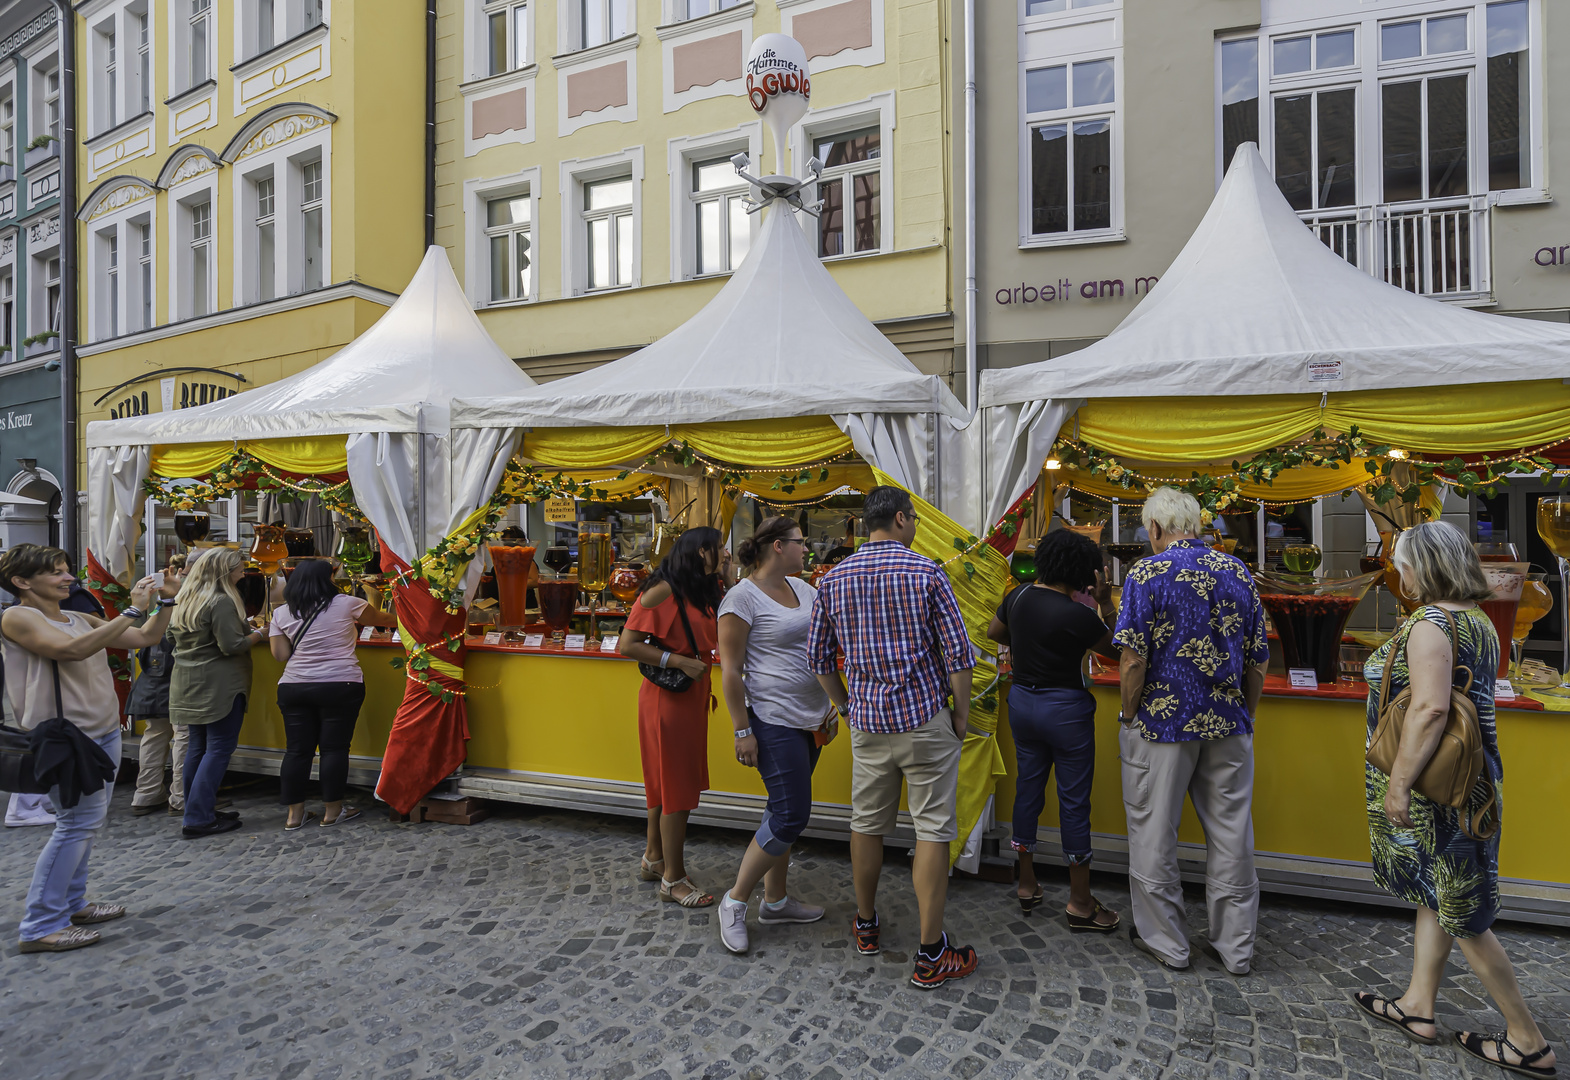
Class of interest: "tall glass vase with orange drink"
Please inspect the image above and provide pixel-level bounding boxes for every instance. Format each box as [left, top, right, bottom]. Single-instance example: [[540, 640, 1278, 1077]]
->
[[1535, 493, 1570, 699], [1474, 552, 1528, 679], [1511, 571, 1552, 679], [578, 522, 614, 640]]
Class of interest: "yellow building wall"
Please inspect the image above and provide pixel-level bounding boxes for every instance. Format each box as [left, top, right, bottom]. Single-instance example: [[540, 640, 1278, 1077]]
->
[[434, 0, 954, 364], [72, 2, 426, 482]]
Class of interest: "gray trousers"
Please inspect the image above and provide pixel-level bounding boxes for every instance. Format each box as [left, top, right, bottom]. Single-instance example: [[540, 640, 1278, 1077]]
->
[[1119, 723, 1259, 971]]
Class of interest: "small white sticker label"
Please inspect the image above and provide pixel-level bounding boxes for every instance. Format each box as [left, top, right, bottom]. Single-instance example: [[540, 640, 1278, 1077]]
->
[[390, 631, 401, 643], [522, 633, 544, 648], [601, 635, 620, 653], [359, 626, 374, 641], [1496, 679, 1516, 700], [1288, 668, 1320, 689], [483, 631, 504, 645], [564, 634, 587, 651], [1308, 359, 1343, 382]]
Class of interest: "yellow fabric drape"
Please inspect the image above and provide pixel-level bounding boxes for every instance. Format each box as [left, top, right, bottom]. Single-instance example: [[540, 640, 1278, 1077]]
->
[[732, 465, 875, 504], [149, 436, 349, 478], [871, 468, 1012, 868], [539, 470, 666, 501], [523, 417, 854, 471], [1074, 380, 1570, 463], [1061, 459, 1377, 505]]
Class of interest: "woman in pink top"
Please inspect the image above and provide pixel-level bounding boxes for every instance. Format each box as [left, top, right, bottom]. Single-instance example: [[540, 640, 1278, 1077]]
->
[[268, 559, 396, 829]]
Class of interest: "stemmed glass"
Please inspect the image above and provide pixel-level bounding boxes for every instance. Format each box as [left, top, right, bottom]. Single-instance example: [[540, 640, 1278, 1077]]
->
[[1511, 571, 1553, 681], [577, 522, 613, 643], [1535, 493, 1570, 699], [1360, 542, 1387, 633]]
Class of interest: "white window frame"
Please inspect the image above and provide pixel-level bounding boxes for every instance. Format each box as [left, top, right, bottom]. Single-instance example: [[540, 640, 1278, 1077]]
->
[[136, 5, 151, 115], [0, 84, 14, 171], [92, 14, 119, 135], [559, 148, 642, 296], [296, 152, 325, 292], [1019, 0, 1118, 21], [464, 166, 541, 308], [33, 56, 61, 144], [485, 189, 534, 304], [1227, 1, 1546, 204], [476, 0, 531, 78], [168, 170, 218, 320], [93, 223, 122, 340], [791, 93, 895, 259], [172, 0, 216, 94], [84, 191, 156, 342], [29, 245, 61, 351], [229, 124, 332, 303], [237, 0, 328, 63], [241, 164, 277, 303], [134, 214, 154, 331], [0, 264, 14, 357], [1017, 54, 1123, 248], [666, 124, 762, 282], [669, 0, 744, 21], [559, 0, 632, 54]]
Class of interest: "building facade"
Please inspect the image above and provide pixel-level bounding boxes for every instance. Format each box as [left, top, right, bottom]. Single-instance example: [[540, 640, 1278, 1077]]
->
[[0, 1, 67, 546], [69, 0, 427, 552], [966, 0, 1568, 368], [434, 0, 956, 382]]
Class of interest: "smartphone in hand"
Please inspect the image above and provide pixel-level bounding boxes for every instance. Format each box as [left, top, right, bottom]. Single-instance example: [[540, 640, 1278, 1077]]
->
[[150, 571, 165, 589]]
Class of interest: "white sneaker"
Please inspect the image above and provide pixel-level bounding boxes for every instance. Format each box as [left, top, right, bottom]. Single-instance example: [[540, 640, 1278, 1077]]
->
[[757, 895, 825, 924], [718, 894, 749, 954], [5, 806, 56, 827]]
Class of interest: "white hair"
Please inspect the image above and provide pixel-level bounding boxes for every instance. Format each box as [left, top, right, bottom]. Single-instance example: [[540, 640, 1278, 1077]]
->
[[1141, 486, 1204, 537]]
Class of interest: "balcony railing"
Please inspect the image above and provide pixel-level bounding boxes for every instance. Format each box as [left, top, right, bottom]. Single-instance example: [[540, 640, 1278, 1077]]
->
[[1297, 196, 1492, 302]]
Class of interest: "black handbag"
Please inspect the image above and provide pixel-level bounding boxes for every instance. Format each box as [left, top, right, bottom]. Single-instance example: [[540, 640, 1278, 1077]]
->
[[0, 661, 62, 796], [637, 596, 702, 693]]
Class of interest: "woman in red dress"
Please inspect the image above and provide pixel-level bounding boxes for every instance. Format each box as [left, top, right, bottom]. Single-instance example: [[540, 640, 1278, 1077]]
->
[[617, 527, 728, 907]]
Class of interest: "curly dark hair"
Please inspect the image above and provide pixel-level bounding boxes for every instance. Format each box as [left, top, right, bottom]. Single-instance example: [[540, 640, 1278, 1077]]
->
[[1032, 528, 1103, 591]]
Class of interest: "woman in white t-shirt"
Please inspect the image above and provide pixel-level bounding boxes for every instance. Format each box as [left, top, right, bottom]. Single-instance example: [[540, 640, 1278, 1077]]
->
[[713, 516, 836, 954], [268, 558, 397, 830]]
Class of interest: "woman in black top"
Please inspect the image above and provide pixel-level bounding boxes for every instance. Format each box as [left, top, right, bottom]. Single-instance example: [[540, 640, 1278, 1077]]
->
[[988, 528, 1120, 930]]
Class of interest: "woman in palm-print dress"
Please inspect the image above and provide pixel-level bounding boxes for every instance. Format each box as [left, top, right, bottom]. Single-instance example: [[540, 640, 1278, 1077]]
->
[[1352, 522, 1555, 1078]]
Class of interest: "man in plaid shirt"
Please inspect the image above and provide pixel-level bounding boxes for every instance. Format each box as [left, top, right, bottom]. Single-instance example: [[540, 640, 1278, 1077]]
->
[[809, 486, 979, 990]]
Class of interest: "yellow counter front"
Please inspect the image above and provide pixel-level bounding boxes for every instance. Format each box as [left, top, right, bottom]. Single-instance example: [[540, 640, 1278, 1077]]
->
[[222, 641, 1570, 925]]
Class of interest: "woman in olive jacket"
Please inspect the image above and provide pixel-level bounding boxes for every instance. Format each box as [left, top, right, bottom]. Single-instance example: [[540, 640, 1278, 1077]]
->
[[170, 548, 266, 838]]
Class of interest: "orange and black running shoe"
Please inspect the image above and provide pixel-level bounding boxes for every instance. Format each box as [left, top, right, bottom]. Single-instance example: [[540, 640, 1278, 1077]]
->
[[853, 914, 880, 955], [910, 935, 978, 990]]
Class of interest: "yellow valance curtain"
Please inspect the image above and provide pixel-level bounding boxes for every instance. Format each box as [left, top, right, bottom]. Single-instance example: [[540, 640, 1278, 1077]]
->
[[1059, 459, 1377, 505], [522, 417, 855, 472], [148, 436, 349, 479], [731, 464, 875, 505], [1075, 380, 1570, 463]]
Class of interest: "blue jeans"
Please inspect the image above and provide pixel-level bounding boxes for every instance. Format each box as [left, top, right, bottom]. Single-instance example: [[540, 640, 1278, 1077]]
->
[[183, 695, 246, 828], [752, 711, 822, 856], [1009, 685, 1097, 865], [20, 729, 120, 941]]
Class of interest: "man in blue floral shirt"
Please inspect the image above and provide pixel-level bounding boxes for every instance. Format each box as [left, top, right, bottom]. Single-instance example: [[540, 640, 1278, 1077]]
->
[[1113, 488, 1269, 976]]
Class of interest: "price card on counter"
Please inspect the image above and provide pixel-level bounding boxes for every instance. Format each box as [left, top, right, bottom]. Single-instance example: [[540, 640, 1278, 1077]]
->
[[1288, 668, 1319, 689], [564, 634, 587, 651], [359, 626, 374, 641], [483, 631, 504, 646], [601, 634, 620, 653], [390, 630, 401, 644], [1495, 679, 1517, 701], [522, 634, 544, 648], [544, 497, 576, 523]]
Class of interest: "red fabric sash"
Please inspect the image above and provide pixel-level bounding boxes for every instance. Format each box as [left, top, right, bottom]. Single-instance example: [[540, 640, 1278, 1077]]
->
[[373, 547, 471, 814]]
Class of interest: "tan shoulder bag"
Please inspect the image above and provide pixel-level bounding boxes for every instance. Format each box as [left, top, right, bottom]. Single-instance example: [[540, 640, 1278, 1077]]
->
[[1365, 607, 1497, 840]]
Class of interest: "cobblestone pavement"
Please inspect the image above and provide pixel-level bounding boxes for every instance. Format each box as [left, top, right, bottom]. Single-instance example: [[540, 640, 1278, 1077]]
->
[[2, 778, 1566, 1080]]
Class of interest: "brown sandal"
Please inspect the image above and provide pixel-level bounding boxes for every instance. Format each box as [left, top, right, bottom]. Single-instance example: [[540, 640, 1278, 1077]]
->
[[1066, 900, 1120, 932]]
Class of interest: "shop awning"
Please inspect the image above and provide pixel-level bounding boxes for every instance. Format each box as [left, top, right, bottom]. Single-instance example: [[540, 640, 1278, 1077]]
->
[[982, 144, 1570, 409], [977, 144, 1570, 526], [454, 204, 965, 430]]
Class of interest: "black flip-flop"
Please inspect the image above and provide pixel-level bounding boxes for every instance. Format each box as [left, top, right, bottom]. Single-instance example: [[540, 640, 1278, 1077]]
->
[[1066, 900, 1120, 933], [1456, 1031, 1558, 1077], [1353, 992, 1439, 1045]]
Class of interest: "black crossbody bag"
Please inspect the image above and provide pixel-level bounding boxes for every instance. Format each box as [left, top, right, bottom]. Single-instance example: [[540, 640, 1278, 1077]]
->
[[638, 598, 701, 693], [0, 661, 64, 795]]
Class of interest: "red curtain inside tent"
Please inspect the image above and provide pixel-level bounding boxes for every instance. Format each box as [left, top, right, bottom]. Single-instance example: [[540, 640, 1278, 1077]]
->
[[374, 547, 470, 814]]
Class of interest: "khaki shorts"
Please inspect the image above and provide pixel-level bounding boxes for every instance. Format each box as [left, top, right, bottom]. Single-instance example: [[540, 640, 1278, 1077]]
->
[[849, 709, 963, 842]]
